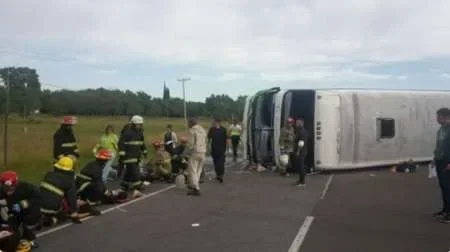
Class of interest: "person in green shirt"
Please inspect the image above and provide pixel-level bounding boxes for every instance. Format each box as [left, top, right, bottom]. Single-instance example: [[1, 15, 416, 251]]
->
[[92, 124, 119, 182]]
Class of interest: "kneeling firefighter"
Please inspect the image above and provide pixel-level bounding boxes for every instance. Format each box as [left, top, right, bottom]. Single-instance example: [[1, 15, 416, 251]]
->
[[0, 171, 40, 249], [76, 150, 127, 211], [40, 157, 81, 226], [149, 141, 173, 182]]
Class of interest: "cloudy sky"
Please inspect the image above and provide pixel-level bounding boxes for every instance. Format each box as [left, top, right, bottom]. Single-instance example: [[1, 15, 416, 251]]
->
[[1, 0, 450, 101]]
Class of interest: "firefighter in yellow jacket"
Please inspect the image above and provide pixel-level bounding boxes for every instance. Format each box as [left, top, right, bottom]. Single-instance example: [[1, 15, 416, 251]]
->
[[149, 140, 173, 183]]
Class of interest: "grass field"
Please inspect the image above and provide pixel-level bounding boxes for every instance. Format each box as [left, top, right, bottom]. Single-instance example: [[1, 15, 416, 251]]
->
[[0, 114, 213, 183]]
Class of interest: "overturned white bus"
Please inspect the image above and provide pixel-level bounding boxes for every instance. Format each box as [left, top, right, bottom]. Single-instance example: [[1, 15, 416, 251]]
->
[[242, 87, 450, 171]]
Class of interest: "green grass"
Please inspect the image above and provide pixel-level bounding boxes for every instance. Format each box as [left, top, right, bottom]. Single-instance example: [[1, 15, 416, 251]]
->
[[0, 114, 213, 183]]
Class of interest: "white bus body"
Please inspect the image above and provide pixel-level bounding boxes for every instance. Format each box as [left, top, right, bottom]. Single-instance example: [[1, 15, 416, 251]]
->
[[243, 88, 450, 170]]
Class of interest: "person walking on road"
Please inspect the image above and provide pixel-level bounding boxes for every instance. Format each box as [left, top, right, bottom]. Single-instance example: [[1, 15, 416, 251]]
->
[[92, 124, 119, 182], [208, 118, 228, 183], [228, 119, 242, 162], [185, 118, 207, 196], [293, 118, 308, 188], [433, 107, 450, 223]]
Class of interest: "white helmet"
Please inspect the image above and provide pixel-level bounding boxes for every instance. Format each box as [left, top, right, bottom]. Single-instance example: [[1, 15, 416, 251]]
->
[[130, 115, 144, 124], [280, 154, 289, 167]]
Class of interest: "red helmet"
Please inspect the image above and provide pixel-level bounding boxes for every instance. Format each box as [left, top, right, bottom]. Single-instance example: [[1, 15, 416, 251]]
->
[[152, 140, 163, 147], [0, 171, 18, 188], [62, 116, 77, 125], [287, 117, 295, 124], [96, 149, 113, 160]]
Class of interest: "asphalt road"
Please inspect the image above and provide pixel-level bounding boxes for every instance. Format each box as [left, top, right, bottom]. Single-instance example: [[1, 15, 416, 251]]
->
[[301, 168, 450, 252], [36, 158, 328, 252], [36, 160, 448, 252]]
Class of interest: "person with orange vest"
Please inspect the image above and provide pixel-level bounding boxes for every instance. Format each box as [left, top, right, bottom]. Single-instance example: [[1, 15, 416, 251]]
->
[[0, 171, 41, 249], [53, 116, 80, 162]]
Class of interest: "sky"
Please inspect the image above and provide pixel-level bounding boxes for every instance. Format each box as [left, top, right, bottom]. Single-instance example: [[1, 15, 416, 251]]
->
[[1, 0, 450, 102]]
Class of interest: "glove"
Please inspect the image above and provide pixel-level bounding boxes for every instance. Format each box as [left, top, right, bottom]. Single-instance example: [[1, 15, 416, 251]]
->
[[11, 204, 21, 213], [0, 199, 7, 207]]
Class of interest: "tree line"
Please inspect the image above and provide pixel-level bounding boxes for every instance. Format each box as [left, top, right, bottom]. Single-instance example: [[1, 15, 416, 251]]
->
[[0, 67, 247, 120]]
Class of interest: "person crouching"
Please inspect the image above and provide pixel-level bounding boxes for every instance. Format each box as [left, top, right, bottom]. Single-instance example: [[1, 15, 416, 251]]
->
[[76, 150, 127, 216], [0, 171, 41, 249], [40, 156, 81, 226], [149, 140, 173, 183]]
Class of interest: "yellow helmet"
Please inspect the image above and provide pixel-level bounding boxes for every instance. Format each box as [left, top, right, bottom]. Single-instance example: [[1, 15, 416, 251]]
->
[[54, 156, 74, 171], [16, 239, 31, 252]]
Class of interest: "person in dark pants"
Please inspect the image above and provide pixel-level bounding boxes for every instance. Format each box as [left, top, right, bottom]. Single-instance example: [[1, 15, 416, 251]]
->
[[228, 120, 242, 162], [0, 171, 41, 249], [208, 118, 228, 183], [293, 118, 308, 188], [433, 107, 450, 223]]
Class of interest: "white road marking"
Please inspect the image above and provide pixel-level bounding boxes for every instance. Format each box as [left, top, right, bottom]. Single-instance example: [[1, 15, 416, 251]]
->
[[36, 185, 176, 238], [288, 216, 315, 252], [320, 175, 334, 200]]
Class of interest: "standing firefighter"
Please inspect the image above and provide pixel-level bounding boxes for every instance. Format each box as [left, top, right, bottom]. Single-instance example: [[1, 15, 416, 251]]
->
[[76, 150, 127, 211], [279, 117, 296, 175], [0, 171, 41, 249], [149, 141, 173, 183], [53, 116, 80, 162], [293, 118, 308, 188], [228, 119, 242, 162], [118, 115, 148, 198], [40, 157, 81, 227]]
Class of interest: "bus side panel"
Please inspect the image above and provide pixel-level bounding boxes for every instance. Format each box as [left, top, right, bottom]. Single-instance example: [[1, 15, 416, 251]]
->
[[314, 92, 341, 170], [326, 92, 450, 169]]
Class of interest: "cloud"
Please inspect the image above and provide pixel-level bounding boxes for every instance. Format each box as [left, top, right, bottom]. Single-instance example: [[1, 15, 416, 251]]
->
[[1, 0, 450, 87], [440, 73, 450, 80]]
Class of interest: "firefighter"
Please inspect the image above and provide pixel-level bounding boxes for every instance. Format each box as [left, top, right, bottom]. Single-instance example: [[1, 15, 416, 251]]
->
[[53, 115, 80, 162], [76, 149, 127, 211], [171, 137, 189, 175], [149, 140, 173, 183], [0, 171, 40, 249], [40, 156, 81, 227], [118, 115, 148, 198], [279, 117, 296, 175]]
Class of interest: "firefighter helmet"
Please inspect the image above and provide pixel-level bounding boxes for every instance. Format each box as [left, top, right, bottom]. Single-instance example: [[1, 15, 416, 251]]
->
[[62, 116, 77, 125], [54, 157, 74, 171], [16, 239, 32, 252], [0, 170, 18, 188], [152, 140, 162, 147], [130, 115, 144, 124], [95, 149, 113, 160], [287, 117, 295, 124]]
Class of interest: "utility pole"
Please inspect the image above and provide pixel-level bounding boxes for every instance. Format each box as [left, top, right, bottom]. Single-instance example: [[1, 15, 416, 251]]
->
[[177, 77, 190, 129], [2, 68, 10, 166], [23, 82, 28, 133]]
